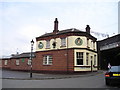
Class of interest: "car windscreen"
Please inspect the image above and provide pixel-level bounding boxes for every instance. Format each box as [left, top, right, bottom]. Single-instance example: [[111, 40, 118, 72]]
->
[[109, 66, 120, 72]]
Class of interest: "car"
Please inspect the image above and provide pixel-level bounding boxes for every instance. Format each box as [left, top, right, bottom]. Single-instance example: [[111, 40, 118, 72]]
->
[[105, 66, 120, 86]]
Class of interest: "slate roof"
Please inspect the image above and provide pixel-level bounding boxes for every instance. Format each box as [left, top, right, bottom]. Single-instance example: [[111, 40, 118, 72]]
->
[[0, 52, 35, 60], [36, 28, 97, 41], [37, 28, 85, 38], [11, 52, 35, 59]]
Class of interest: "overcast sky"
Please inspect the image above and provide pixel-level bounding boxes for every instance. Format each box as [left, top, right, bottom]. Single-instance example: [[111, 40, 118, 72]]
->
[[0, 0, 119, 57]]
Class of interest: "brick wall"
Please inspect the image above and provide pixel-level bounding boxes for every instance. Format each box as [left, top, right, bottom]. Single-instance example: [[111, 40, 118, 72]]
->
[[0, 59, 11, 69], [33, 49, 74, 73], [10, 58, 31, 71]]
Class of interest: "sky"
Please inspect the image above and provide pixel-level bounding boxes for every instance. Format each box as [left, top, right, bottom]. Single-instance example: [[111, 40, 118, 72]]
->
[[0, 0, 119, 57]]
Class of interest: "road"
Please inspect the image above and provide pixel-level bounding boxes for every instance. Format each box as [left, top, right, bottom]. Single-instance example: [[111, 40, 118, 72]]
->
[[1, 70, 120, 88]]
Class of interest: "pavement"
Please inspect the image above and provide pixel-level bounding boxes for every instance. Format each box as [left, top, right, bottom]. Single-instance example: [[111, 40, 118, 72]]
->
[[1, 69, 105, 80]]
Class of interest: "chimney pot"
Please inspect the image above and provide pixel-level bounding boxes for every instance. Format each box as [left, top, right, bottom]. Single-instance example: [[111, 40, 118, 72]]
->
[[86, 25, 90, 34], [53, 18, 59, 33]]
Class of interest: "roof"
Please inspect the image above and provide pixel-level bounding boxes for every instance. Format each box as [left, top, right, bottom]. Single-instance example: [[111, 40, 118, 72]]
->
[[0, 56, 11, 60], [36, 28, 97, 41], [39, 28, 84, 37], [0, 52, 35, 60], [98, 34, 120, 46], [11, 52, 35, 59]]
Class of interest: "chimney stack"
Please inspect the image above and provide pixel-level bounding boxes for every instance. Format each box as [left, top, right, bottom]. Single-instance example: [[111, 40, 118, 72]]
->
[[53, 18, 59, 33], [86, 25, 90, 34]]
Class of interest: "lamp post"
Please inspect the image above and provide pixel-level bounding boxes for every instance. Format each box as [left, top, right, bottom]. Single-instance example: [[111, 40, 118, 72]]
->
[[30, 39, 34, 78]]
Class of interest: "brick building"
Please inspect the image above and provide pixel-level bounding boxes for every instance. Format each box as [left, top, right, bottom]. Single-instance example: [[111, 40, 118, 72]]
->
[[0, 18, 98, 73], [0, 57, 11, 69], [33, 18, 98, 73], [10, 52, 34, 71], [0, 52, 35, 71]]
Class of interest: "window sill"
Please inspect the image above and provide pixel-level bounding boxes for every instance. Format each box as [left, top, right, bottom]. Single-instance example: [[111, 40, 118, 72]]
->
[[43, 64, 52, 66], [74, 65, 91, 67], [93, 65, 98, 68], [16, 65, 20, 66], [87, 46, 90, 48], [45, 48, 50, 49], [60, 46, 66, 48]]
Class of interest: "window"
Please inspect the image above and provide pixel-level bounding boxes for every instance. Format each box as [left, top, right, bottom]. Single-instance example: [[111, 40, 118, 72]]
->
[[16, 60, 19, 65], [0, 60, 2, 66], [87, 38, 89, 48], [4, 60, 8, 65], [21, 58, 25, 63], [61, 38, 66, 47], [76, 52, 83, 65], [91, 41, 93, 48], [46, 40, 50, 48], [27, 59, 31, 65], [43, 55, 53, 65], [91, 56, 93, 65], [109, 66, 120, 72], [93, 42, 95, 50], [94, 55, 97, 65], [86, 53, 89, 65]]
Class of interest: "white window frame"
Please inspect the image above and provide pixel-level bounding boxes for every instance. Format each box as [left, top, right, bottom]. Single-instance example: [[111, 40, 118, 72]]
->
[[43, 55, 53, 65], [16, 59, 20, 65], [46, 40, 50, 49], [27, 59, 31, 65], [87, 38, 89, 48], [4, 60, 8, 65], [86, 53, 89, 65], [93, 42, 95, 50], [91, 41, 93, 48], [76, 52, 83, 65], [61, 38, 66, 47]]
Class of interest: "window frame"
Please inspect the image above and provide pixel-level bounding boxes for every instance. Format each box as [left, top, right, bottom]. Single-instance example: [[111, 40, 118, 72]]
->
[[93, 41, 95, 50], [86, 53, 89, 65], [43, 55, 53, 65], [61, 38, 66, 47], [16, 59, 20, 66], [4, 60, 8, 66], [87, 38, 90, 48], [27, 59, 31, 66], [76, 52, 84, 65], [46, 40, 50, 49]]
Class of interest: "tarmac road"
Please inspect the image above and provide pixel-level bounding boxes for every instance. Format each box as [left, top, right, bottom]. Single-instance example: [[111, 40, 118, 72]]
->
[[1, 69, 120, 88]]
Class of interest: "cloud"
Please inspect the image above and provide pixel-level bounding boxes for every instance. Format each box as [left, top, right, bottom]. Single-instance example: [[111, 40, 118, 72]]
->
[[0, 1, 118, 57]]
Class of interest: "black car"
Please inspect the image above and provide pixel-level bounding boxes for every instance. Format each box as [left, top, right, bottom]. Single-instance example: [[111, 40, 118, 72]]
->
[[105, 66, 120, 86]]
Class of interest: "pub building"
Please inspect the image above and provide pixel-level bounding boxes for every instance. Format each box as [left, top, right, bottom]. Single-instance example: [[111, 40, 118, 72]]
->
[[0, 18, 98, 73], [33, 18, 98, 73]]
